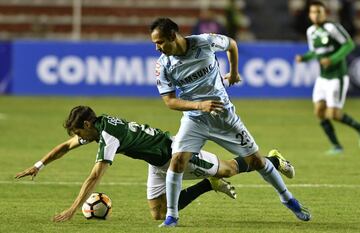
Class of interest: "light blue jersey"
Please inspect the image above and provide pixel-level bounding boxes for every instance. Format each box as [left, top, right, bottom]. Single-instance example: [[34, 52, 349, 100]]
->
[[155, 33, 233, 116]]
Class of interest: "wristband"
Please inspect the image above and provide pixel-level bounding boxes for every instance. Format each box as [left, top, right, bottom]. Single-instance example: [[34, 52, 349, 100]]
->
[[34, 161, 45, 170]]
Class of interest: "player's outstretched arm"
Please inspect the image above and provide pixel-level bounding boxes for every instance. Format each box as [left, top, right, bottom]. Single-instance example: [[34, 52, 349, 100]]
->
[[225, 38, 241, 86], [295, 51, 317, 63], [14, 136, 81, 180], [53, 161, 109, 222]]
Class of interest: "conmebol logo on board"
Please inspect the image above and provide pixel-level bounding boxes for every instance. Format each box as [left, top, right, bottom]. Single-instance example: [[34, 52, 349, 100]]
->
[[37, 55, 158, 86], [37, 56, 318, 88]]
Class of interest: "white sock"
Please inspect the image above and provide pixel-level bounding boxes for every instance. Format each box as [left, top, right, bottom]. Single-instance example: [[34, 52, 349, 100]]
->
[[165, 170, 183, 218], [258, 159, 293, 202]]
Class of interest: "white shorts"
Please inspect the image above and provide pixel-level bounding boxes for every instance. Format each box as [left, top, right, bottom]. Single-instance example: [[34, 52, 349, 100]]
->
[[312, 76, 349, 108], [172, 106, 259, 157], [146, 150, 219, 200]]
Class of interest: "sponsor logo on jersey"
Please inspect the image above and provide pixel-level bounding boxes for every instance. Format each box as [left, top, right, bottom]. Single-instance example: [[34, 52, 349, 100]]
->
[[176, 63, 214, 86], [321, 36, 329, 44]]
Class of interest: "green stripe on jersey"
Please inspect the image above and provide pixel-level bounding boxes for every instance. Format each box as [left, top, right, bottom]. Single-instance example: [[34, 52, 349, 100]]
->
[[189, 153, 214, 169]]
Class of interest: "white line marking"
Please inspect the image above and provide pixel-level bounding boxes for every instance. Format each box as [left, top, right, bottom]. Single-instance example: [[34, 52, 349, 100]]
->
[[234, 184, 360, 188], [3, 180, 360, 188]]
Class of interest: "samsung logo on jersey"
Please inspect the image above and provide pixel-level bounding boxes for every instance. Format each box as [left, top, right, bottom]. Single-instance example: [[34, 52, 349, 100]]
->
[[176, 63, 214, 86]]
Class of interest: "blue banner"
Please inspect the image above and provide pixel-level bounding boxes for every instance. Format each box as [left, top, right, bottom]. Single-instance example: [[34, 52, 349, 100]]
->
[[12, 40, 160, 96], [227, 42, 318, 97], [0, 41, 11, 94], [11, 40, 323, 97]]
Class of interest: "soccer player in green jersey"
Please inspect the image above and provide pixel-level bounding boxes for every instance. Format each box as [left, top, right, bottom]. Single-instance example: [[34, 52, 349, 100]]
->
[[15, 106, 294, 222], [295, 1, 360, 155]]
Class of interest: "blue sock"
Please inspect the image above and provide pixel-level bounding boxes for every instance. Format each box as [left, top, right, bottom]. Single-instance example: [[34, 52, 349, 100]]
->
[[258, 159, 293, 202], [165, 170, 183, 218]]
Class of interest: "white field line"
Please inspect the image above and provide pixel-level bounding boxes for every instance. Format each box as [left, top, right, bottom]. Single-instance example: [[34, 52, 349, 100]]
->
[[2, 180, 360, 188]]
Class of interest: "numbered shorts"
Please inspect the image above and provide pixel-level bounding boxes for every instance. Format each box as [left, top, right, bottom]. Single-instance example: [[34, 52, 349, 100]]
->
[[312, 76, 349, 108], [146, 150, 219, 200], [172, 106, 259, 157]]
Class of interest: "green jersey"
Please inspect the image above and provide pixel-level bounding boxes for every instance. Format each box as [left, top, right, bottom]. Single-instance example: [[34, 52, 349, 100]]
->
[[90, 115, 173, 166], [302, 21, 354, 79]]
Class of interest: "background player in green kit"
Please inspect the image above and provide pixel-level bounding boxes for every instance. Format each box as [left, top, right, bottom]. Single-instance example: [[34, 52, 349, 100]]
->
[[15, 105, 294, 222], [295, 0, 360, 155]]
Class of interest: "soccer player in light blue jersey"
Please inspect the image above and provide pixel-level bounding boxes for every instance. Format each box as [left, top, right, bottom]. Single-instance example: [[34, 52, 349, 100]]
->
[[150, 18, 311, 227]]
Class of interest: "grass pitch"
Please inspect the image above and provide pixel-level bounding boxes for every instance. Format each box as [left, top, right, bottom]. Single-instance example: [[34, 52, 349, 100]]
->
[[0, 96, 359, 233]]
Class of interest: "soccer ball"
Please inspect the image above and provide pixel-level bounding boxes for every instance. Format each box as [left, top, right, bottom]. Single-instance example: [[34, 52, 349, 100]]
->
[[82, 192, 112, 220]]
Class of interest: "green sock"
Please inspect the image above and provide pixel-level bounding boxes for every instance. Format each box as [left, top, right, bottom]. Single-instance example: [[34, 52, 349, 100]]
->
[[340, 113, 360, 133], [320, 119, 342, 148]]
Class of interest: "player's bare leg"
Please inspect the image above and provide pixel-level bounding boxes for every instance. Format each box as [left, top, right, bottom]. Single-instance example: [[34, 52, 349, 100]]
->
[[216, 159, 239, 178], [148, 195, 167, 220]]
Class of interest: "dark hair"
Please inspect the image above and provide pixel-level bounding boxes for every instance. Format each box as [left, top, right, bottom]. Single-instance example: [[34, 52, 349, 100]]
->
[[309, 0, 326, 8], [150, 18, 179, 39], [64, 106, 97, 135]]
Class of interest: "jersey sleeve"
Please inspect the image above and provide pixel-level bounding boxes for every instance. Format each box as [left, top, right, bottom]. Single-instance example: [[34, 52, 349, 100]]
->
[[306, 27, 315, 51], [155, 59, 175, 96], [323, 22, 354, 64], [204, 33, 230, 52], [95, 131, 120, 165], [326, 23, 350, 44]]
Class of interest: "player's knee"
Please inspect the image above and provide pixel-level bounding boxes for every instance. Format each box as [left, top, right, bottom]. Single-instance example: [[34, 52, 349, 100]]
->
[[218, 166, 232, 178], [314, 109, 325, 119], [248, 156, 265, 170], [325, 111, 336, 120], [172, 155, 186, 164], [226, 160, 239, 177], [327, 115, 335, 120], [217, 160, 238, 177], [171, 154, 189, 171], [326, 110, 342, 121]]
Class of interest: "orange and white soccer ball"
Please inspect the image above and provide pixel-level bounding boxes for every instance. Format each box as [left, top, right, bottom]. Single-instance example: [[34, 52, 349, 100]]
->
[[82, 192, 112, 220]]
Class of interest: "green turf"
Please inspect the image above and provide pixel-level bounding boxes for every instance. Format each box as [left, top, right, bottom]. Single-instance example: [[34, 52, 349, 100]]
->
[[1, 96, 360, 233]]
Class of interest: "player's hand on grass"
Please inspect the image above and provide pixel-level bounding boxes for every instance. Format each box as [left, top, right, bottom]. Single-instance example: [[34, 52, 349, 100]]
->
[[198, 100, 224, 114], [14, 166, 39, 180], [53, 208, 76, 222], [224, 72, 241, 86]]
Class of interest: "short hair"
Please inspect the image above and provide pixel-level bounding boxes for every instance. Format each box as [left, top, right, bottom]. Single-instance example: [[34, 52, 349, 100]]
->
[[64, 106, 97, 135], [150, 18, 179, 39], [309, 0, 326, 8]]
